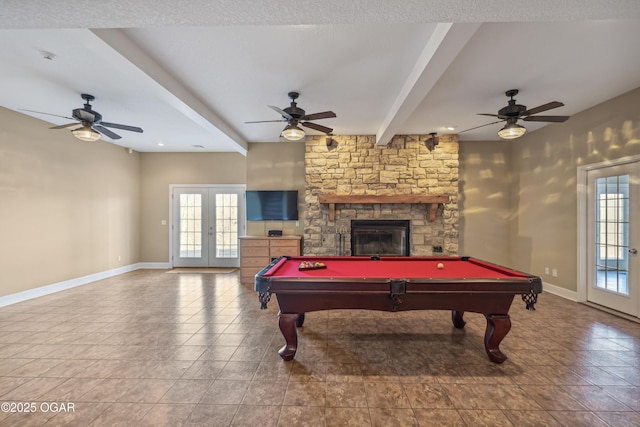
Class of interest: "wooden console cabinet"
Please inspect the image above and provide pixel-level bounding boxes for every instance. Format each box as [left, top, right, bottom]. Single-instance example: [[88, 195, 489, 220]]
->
[[239, 236, 301, 283]]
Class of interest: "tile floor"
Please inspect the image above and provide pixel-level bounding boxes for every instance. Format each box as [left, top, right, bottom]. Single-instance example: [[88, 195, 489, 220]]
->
[[0, 269, 639, 426]]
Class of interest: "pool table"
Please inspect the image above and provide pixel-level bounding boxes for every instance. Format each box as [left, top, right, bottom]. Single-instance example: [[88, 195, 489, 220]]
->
[[255, 256, 543, 363]]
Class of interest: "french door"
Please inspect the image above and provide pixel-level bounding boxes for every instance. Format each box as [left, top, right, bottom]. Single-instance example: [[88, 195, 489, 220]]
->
[[586, 161, 639, 317], [171, 185, 245, 268]]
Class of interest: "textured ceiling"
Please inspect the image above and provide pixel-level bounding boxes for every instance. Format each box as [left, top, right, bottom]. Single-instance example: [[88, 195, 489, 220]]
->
[[1, 1, 639, 153]]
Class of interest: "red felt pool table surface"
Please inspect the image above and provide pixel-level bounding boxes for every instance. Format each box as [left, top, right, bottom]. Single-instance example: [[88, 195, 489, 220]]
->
[[263, 256, 528, 280]]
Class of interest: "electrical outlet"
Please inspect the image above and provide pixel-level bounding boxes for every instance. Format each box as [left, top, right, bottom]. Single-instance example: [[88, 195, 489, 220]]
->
[[545, 267, 550, 275], [552, 268, 558, 278]]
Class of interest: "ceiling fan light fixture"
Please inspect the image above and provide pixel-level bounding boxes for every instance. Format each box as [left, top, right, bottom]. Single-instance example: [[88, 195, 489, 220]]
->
[[498, 122, 527, 140], [72, 125, 101, 142], [281, 124, 305, 141]]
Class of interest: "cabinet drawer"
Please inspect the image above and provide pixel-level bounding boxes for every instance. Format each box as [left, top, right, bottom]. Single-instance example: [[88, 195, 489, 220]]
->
[[240, 239, 269, 247], [241, 257, 271, 268], [241, 246, 269, 257], [270, 238, 300, 247]]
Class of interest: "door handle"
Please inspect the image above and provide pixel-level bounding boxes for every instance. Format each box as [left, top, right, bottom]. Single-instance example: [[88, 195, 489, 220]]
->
[[630, 248, 638, 255]]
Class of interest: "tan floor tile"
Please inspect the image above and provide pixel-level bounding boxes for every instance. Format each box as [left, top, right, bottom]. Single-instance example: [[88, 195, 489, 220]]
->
[[548, 410, 610, 426], [1, 376, 67, 400], [218, 360, 260, 380], [457, 409, 514, 427], [368, 407, 418, 427], [595, 411, 640, 427], [137, 403, 195, 426], [241, 380, 288, 406], [364, 382, 411, 408], [77, 378, 140, 402], [39, 377, 102, 401], [413, 408, 466, 426], [278, 406, 325, 427], [87, 402, 153, 426], [503, 410, 563, 427], [160, 379, 213, 403], [200, 379, 250, 405], [520, 385, 588, 411], [325, 382, 368, 408], [325, 407, 371, 426], [283, 381, 326, 406], [43, 402, 111, 427], [601, 386, 640, 411], [402, 383, 454, 409], [117, 378, 176, 403], [232, 405, 281, 427]]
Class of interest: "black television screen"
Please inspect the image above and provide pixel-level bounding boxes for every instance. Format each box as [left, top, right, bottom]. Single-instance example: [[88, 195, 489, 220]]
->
[[246, 190, 299, 221]]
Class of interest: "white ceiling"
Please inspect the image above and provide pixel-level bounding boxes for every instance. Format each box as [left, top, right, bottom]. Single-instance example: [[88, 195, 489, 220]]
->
[[1, 1, 639, 154]]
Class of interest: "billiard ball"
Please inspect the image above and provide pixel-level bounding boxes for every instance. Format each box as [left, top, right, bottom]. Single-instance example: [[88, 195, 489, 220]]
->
[[437, 263, 444, 269]]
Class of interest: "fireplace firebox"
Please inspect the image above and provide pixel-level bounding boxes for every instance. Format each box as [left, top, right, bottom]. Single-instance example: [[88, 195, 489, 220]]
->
[[351, 220, 410, 256]]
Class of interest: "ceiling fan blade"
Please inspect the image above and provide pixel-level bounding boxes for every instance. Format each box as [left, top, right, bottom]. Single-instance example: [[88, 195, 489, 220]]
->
[[458, 120, 505, 133], [303, 111, 336, 121], [522, 115, 570, 123], [268, 105, 292, 120], [94, 125, 122, 140], [50, 122, 80, 130], [20, 109, 75, 121], [301, 121, 333, 134], [245, 119, 288, 124], [477, 113, 511, 120], [100, 122, 143, 133], [523, 101, 564, 116]]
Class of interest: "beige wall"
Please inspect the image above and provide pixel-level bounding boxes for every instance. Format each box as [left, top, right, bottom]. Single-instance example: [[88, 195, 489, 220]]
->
[[245, 141, 305, 236], [0, 107, 141, 298], [458, 139, 512, 265], [511, 87, 640, 290], [139, 152, 247, 262]]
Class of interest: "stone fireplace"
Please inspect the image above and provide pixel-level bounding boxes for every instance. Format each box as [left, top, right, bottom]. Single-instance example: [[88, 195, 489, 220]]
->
[[303, 134, 459, 256]]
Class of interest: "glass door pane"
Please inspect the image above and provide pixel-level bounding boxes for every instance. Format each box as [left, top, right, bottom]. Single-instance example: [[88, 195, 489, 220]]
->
[[179, 193, 203, 258], [215, 193, 239, 259], [594, 175, 629, 295]]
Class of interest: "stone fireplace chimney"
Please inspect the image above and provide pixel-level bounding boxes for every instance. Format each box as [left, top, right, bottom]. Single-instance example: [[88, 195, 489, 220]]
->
[[303, 134, 459, 256]]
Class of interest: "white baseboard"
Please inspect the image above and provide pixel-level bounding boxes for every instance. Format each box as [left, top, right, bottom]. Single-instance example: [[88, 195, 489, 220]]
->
[[0, 262, 170, 308], [541, 281, 578, 302]]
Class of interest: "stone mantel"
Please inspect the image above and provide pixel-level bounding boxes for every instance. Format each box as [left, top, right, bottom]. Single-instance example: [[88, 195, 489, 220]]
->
[[318, 194, 450, 222]]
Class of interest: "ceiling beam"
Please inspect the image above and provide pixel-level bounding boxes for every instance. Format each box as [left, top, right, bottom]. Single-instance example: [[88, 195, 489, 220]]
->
[[92, 28, 248, 156], [375, 23, 481, 146], [2, 1, 639, 28]]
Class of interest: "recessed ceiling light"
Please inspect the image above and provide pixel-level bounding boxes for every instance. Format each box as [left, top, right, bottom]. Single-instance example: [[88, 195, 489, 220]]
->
[[157, 142, 164, 146], [446, 127, 455, 131]]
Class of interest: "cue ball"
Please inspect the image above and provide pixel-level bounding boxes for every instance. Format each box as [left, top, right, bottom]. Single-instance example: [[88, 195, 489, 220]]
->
[[437, 263, 444, 269]]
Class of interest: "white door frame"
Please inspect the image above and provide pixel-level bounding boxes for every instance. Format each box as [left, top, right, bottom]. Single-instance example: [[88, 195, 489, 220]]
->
[[169, 184, 246, 268], [577, 154, 640, 303]]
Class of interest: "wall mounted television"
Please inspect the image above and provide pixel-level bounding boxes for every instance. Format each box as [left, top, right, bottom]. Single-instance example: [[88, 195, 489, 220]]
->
[[246, 190, 299, 221]]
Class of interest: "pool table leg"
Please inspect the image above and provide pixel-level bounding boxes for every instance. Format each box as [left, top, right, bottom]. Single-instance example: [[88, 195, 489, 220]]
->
[[278, 312, 299, 361], [484, 314, 511, 363], [452, 310, 466, 329]]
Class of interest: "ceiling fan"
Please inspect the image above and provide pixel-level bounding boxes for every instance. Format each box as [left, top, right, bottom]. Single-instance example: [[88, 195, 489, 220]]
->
[[461, 89, 570, 139], [245, 91, 336, 140], [23, 93, 143, 141]]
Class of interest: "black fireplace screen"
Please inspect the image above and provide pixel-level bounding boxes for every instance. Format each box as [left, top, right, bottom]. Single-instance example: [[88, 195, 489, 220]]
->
[[351, 220, 410, 256]]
